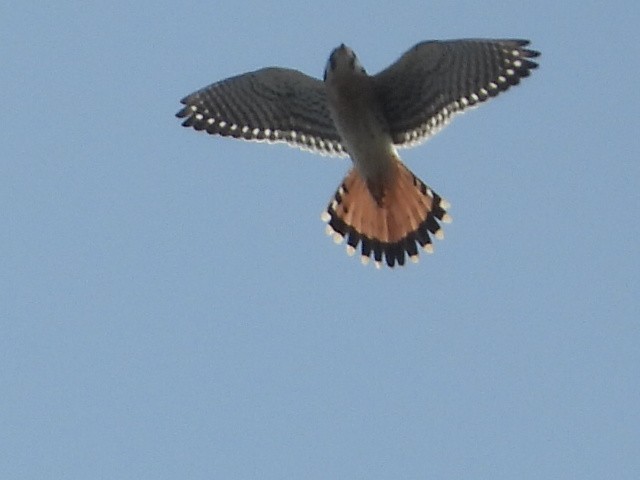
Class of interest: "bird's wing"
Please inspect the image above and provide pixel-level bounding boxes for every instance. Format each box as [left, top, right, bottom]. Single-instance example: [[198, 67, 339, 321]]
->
[[177, 67, 347, 157], [373, 39, 539, 148]]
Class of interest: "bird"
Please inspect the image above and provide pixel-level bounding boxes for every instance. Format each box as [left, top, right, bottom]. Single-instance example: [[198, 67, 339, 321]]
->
[[176, 38, 539, 268]]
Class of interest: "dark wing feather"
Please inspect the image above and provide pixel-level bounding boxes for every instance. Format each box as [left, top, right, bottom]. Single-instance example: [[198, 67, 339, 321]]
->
[[177, 67, 347, 157], [373, 39, 539, 147]]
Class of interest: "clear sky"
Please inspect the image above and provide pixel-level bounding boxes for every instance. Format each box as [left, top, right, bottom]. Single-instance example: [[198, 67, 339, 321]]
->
[[2, 1, 639, 479]]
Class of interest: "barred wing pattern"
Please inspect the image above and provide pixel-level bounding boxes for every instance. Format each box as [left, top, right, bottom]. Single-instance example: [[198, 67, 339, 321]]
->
[[177, 67, 347, 157], [373, 39, 540, 147]]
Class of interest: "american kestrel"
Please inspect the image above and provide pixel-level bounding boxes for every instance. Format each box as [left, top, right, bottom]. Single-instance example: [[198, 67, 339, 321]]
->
[[177, 39, 539, 268]]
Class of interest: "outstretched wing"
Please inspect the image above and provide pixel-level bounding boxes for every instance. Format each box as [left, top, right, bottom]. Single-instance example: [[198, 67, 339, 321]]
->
[[373, 39, 540, 147], [177, 67, 347, 157]]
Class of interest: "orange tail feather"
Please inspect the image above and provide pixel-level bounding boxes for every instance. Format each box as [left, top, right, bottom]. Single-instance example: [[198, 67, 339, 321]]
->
[[322, 160, 451, 268]]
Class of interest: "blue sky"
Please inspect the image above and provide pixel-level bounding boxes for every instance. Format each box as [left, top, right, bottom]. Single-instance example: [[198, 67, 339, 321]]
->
[[2, 1, 639, 478]]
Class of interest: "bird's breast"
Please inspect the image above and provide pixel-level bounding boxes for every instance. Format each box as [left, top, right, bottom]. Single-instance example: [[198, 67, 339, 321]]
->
[[326, 79, 395, 181]]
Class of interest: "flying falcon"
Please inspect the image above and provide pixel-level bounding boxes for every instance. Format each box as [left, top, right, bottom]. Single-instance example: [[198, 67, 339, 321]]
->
[[176, 38, 539, 268]]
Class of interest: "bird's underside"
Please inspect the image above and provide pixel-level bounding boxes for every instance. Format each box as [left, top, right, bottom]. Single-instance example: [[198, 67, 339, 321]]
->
[[177, 38, 540, 268]]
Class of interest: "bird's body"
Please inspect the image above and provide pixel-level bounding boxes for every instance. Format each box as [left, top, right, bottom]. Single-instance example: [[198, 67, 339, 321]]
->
[[324, 45, 394, 184], [177, 39, 539, 267]]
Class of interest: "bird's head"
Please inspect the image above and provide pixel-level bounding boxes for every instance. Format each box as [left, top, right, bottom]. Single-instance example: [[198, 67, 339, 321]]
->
[[323, 44, 366, 82]]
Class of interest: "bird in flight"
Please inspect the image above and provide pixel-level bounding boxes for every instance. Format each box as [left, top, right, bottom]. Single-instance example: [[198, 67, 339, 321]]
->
[[177, 38, 539, 268]]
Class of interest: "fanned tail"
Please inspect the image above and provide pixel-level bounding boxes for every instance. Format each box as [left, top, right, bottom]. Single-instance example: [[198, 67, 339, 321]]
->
[[321, 160, 451, 268]]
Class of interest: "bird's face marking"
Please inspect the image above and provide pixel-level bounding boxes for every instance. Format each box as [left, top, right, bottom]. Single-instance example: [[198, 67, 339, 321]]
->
[[323, 44, 366, 82]]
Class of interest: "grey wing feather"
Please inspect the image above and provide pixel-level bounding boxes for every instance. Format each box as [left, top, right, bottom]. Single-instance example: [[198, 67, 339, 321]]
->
[[176, 67, 347, 157], [373, 39, 540, 147]]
